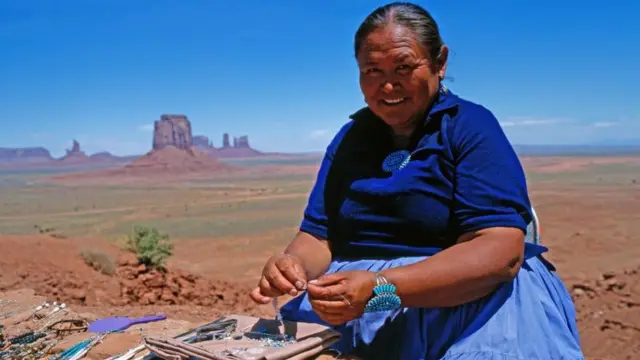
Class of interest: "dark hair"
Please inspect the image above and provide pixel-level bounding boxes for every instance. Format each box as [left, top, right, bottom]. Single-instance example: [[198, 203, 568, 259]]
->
[[354, 2, 445, 64]]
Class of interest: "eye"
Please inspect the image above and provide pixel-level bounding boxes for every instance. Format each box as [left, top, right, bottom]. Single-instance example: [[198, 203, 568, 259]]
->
[[364, 68, 382, 75], [396, 64, 412, 75]]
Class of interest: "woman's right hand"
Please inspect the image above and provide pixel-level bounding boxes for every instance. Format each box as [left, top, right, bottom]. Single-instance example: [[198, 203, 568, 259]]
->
[[250, 253, 308, 304]]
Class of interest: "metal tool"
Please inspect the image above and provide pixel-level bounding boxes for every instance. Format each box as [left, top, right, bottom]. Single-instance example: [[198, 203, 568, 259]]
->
[[183, 318, 237, 344], [272, 297, 282, 322]]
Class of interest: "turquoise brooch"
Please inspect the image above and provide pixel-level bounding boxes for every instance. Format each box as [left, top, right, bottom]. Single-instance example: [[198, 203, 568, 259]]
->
[[382, 150, 411, 173]]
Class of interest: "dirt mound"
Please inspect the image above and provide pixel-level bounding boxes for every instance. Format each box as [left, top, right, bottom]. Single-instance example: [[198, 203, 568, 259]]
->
[[569, 266, 640, 359], [125, 146, 232, 173], [0, 236, 256, 316], [114, 253, 250, 310]]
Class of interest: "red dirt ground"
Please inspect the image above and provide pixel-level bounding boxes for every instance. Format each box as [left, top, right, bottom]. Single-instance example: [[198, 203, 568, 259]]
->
[[2, 157, 639, 359], [520, 156, 640, 173]]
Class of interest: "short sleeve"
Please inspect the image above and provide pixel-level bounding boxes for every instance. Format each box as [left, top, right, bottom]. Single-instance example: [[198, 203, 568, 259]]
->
[[299, 121, 353, 240], [449, 104, 533, 237]]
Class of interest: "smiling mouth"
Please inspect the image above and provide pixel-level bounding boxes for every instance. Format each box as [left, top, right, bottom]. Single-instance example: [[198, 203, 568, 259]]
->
[[380, 98, 407, 106]]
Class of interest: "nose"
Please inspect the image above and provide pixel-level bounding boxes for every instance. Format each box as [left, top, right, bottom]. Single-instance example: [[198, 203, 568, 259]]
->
[[382, 82, 395, 93]]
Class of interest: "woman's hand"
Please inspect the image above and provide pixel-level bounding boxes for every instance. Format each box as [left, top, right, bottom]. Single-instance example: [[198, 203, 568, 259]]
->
[[307, 270, 376, 326], [250, 253, 308, 304]]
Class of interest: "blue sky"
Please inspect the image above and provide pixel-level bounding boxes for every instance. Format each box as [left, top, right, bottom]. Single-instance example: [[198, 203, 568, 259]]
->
[[1, 0, 639, 156]]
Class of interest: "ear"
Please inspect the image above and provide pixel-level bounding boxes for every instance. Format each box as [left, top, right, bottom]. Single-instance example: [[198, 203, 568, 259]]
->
[[437, 45, 449, 80]]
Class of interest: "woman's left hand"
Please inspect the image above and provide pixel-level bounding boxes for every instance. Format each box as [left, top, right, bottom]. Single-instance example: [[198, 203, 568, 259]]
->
[[306, 270, 376, 326]]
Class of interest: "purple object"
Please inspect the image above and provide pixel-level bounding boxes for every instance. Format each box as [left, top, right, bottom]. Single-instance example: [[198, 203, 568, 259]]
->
[[88, 314, 167, 333]]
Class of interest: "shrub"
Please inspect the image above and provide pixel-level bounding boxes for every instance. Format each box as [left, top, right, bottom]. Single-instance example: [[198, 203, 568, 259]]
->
[[126, 225, 173, 269], [80, 249, 116, 275]]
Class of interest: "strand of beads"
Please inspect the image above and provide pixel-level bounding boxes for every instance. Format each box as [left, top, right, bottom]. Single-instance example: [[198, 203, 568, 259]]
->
[[8, 331, 47, 345], [48, 336, 98, 360]]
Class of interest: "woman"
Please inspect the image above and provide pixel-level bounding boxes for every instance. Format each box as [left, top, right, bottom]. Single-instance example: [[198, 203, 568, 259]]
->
[[250, 2, 584, 359]]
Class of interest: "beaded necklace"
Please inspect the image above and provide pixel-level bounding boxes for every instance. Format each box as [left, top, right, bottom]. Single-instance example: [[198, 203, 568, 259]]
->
[[48, 334, 105, 360]]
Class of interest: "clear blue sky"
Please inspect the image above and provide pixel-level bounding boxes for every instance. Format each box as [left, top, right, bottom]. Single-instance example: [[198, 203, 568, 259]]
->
[[1, 0, 639, 156]]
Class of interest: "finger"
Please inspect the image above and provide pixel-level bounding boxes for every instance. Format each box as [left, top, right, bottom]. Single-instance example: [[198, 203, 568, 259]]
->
[[307, 283, 347, 301], [277, 256, 307, 290], [310, 300, 350, 315], [292, 261, 308, 290], [250, 286, 272, 304], [308, 273, 343, 287], [258, 276, 283, 298], [265, 267, 298, 296]]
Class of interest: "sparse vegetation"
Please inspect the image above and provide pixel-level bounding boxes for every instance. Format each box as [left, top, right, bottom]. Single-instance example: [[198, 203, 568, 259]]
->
[[125, 225, 173, 269], [33, 224, 66, 238], [80, 249, 116, 275]]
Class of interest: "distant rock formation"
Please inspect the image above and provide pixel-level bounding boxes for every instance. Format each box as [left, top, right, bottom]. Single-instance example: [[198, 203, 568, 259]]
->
[[191, 132, 263, 158], [193, 135, 213, 149], [59, 139, 89, 163], [153, 114, 193, 150], [233, 135, 250, 148], [0, 147, 52, 163], [67, 140, 81, 155], [124, 114, 231, 174], [217, 133, 262, 158], [89, 151, 136, 163]]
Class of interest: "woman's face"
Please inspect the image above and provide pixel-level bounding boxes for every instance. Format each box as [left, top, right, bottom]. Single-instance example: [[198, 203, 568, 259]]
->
[[357, 24, 446, 135]]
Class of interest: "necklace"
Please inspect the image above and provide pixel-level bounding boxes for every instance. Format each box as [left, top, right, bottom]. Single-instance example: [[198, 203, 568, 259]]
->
[[382, 150, 411, 172]]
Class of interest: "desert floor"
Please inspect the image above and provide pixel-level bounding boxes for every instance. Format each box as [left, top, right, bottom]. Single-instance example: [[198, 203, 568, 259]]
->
[[0, 155, 639, 359]]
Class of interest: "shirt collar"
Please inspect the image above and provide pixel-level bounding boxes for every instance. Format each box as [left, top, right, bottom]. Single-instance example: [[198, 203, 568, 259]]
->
[[424, 84, 459, 123]]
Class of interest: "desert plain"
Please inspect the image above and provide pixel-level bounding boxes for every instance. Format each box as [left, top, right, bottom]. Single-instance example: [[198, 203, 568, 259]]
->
[[0, 154, 639, 359]]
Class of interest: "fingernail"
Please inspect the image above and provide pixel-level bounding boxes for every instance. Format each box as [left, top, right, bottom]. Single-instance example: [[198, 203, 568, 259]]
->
[[289, 289, 298, 296], [309, 280, 318, 284], [295, 281, 303, 289]]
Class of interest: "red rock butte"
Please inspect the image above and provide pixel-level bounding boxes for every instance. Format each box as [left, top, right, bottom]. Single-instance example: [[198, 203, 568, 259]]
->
[[123, 114, 233, 174], [57, 139, 90, 164]]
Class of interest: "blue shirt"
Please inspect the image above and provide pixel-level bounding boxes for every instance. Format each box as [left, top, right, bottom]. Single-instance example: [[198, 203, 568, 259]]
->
[[300, 89, 533, 258]]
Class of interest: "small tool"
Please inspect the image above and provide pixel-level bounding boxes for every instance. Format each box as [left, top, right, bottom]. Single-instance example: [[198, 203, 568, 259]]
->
[[272, 297, 282, 322], [183, 318, 237, 344]]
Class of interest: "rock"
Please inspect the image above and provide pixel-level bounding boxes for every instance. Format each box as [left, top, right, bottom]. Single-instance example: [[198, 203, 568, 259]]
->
[[59, 140, 89, 163], [142, 271, 165, 288], [160, 288, 177, 304], [602, 272, 616, 280], [216, 133, 263, 158], [68, 288, 86, 301], [152, 114, 193, 151], [193, 135, 213, 149], [135, 264, 147, 274], [69, 140, 80, 154], [140, 291, 158, 305], [0, 147, 52, 163], [116, 253, 138, 267], [235, 135, 250, 148]]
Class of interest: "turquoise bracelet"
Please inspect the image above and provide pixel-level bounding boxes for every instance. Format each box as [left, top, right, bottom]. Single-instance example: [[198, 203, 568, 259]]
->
[[364, 273, 401, 312]]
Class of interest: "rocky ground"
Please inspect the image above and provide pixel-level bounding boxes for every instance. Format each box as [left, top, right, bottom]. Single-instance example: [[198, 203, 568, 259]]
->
[[0, 230, 638, 359]]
